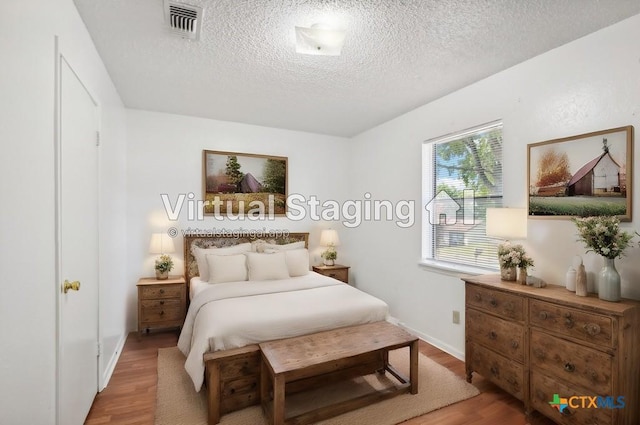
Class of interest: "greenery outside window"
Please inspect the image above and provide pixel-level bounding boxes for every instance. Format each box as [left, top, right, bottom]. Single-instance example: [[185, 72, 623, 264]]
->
[[422, 121, 503, 272]]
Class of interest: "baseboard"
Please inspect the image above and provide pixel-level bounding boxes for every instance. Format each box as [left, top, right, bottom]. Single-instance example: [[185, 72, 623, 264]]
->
[[395, 321, 465, 361], [99, 332, 127, 391]]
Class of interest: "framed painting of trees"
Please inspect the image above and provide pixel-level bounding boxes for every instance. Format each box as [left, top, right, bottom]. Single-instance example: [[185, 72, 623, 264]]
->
[[527, 126, 633, 221], [202, 150, 288, 216]]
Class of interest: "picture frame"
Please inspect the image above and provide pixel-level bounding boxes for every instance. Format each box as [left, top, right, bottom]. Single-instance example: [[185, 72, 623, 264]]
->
[[527, 125, 633, 221], [202, 150, 288, 216]]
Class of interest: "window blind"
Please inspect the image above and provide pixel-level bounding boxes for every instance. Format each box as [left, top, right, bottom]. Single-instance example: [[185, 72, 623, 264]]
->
[[427, 122, 503, 270]]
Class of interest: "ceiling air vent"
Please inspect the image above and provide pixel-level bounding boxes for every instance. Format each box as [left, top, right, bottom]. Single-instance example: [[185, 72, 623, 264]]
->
[[164, 1, 203, 41]]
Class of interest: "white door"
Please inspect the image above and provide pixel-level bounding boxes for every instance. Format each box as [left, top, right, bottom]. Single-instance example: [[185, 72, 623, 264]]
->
[[56, 53, 100, 425]]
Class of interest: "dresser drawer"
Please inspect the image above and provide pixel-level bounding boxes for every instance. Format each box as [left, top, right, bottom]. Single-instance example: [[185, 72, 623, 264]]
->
[[466, 285, 524, 321], [530, 300, 612, 347], [140, 306, 183, 323], [530, 330, 612, 394], [531, 371, 612, 425], [468, 343, 524, 400], [323, 268, 348, 283], [140, 284, 183, 300], [466, 308, 524, 363], [141, 299, 182, 309]]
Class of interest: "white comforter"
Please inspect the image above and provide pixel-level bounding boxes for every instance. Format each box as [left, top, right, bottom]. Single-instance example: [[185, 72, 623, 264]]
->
[[177, 272, 389, 391]]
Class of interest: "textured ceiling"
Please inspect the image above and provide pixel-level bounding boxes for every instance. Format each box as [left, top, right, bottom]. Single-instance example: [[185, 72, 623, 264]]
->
[[73, 0, 640, 137]]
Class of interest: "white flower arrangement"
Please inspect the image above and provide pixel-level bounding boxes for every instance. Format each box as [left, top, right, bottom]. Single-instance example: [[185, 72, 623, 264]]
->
[[497, 242, 534, 269], [573, 216, 635, 259]]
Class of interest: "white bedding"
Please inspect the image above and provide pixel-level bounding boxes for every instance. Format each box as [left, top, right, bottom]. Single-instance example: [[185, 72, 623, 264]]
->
[[177, 272, 389, 391], [189, 276, 210, 300]]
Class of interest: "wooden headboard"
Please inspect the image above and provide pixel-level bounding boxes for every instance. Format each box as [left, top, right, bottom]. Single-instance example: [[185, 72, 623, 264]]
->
[[183, 232, 309, 285]]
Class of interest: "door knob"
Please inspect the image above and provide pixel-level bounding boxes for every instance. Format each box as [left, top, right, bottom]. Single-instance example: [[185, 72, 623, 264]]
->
[[63, 280, 81, 293]]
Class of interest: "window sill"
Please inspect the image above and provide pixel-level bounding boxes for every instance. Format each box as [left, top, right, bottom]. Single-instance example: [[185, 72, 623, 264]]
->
[[418, 259, 497, 278]]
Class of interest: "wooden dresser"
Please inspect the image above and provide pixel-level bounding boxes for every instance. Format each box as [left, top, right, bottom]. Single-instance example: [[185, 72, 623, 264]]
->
[[137, 276, 186, 337], [463, 274, 640, 425], [312, 264, 350, 284]]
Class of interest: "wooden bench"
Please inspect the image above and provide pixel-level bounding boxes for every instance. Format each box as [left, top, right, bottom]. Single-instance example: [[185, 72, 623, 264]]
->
[[259, 321, 419, 425]]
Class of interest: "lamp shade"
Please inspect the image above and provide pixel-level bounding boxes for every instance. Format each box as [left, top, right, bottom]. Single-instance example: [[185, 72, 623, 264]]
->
[[149, 233, 175, 254], [486, 208, 527, 240], [320, 229, 340, 247]]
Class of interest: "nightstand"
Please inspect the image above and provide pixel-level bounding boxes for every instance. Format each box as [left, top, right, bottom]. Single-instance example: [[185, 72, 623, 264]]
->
[[312, 264, 350, 284], [137, 276, 186, 338]]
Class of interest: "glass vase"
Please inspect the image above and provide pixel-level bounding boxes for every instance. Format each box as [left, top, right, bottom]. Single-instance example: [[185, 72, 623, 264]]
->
[[500, 266, 517, 281], [598, 257, 620, 302]]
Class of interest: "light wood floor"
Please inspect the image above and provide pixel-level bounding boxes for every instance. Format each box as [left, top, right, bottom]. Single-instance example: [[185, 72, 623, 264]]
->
[[85, 331, 555, 425]]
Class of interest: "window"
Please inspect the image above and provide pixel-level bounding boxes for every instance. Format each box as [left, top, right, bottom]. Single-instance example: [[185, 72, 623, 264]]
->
[[422, 121, 503, 272]]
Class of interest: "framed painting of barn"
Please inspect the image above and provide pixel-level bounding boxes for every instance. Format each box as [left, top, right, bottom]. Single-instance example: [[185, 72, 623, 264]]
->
[[202, 150, 288, 216], [527, 125, 633, 221]]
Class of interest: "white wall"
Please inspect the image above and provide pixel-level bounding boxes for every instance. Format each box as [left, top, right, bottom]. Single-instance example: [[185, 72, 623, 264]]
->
[[348, 14, 640, 359], [0, 1, 127, 423], [125, 110, 351, 330]]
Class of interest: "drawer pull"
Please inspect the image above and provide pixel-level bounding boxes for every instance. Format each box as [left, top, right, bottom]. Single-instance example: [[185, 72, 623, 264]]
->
[[160, 289, 165, 294], [538, 311, 549, 320], [488, 331, 497, 340], [160, 310, 165, 316], [511, 340, 519, 349], [160, 300, 165, 305], [584, 323, 601, 336], [490, 366, 499, 377], [564, 313, 574, 328], [329, 273, 337, 277], [489, 298, 498, 307], [564, 362, 575, 373], [474, 293, 482, 302]]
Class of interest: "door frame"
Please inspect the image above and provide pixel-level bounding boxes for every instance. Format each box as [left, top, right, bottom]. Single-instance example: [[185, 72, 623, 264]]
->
[[53, 35, 102, 425]]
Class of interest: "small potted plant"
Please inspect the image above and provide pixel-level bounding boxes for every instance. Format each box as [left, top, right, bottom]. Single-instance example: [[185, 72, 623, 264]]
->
[[321, 247, 337, 266], [155, 254, 174, 280], [497, 242, 534, 283]]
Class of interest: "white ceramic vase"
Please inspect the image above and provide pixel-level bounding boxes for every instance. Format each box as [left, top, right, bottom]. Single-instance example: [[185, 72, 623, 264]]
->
[[598, 257, 620, 302]]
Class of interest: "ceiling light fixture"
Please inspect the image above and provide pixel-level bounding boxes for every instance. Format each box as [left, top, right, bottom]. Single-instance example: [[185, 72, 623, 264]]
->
[[295, 24, 346, 56]]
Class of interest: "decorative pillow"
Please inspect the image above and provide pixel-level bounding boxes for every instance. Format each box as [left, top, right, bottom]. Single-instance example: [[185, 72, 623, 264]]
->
[[194, 243, 251, 281], [285, 249, 310, 277], [206, 253, 247, 284], [245, 252, 290, 281], [263, 241, 306, 251]]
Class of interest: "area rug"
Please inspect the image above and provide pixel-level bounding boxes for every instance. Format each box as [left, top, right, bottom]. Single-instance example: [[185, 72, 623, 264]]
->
[[155, 346, 479, 425]]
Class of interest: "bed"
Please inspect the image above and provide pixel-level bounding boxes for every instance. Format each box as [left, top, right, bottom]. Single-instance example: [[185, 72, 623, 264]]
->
[[176, 232, 389, 422]]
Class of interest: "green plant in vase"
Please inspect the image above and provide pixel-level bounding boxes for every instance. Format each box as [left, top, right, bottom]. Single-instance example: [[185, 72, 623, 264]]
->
[[155, 254, 174, 280], [573, 216, 636, 302], [321, 247, 337, 266]]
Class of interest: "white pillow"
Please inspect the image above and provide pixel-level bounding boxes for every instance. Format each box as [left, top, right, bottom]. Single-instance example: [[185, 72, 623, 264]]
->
[[206, 253, 247, 284], [245, 252, 290, 281], [263, 241, 306, 251], [194, 243, 251, 280], [193, 247, 217, 281], [285, 249, 310, 277]]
